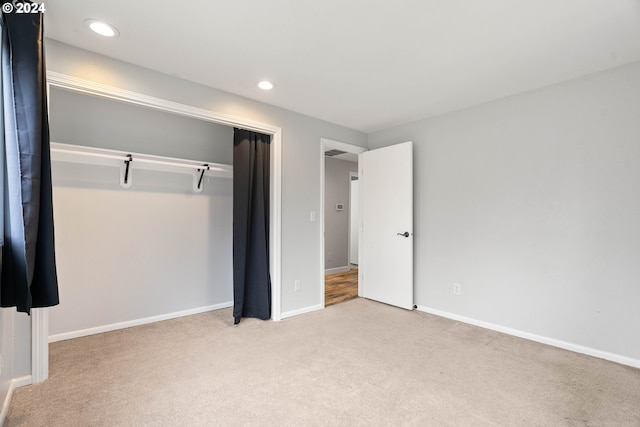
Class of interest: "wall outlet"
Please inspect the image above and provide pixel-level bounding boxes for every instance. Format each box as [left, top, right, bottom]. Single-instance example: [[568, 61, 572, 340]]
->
[[453, 283, 462, 295], [295, 280, 301, 291]]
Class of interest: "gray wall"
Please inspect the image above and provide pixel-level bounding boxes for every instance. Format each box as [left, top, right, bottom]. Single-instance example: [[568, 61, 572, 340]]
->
[[324, 157, 358, 270], [50, 88, 233, 163], [49, 163, 233, 336], [45, 40, 368, 319], [368, 61, 640, 361], [0, 309, 29, 404]]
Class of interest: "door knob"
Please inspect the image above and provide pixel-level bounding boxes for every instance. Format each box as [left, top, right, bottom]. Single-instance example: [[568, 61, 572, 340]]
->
[[397, 231, 410, 237]]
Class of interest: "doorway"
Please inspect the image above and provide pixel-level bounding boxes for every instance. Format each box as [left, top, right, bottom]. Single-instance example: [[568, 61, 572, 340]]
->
[[320, 138, 366, 308]]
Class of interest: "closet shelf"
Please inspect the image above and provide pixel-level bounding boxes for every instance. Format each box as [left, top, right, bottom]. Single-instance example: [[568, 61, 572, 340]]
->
[[50, 142, 232, 191]]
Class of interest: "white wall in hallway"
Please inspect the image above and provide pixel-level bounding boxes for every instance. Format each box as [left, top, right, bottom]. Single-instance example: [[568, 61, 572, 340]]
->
[[324, 158, 358, 270]]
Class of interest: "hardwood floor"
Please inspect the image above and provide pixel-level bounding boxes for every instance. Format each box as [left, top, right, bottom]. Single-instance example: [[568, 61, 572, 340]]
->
[[325, 265, 358, 307]]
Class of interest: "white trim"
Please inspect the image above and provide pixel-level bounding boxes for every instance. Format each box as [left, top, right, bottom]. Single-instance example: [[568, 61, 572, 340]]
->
[[348, 171, 359, 266], [47, 72, 280, 134], [320, 143, 326, 308], [320, 138, 367, 309], [49, 302, 233, 343], [321, 138, 367, 155], [31, 308, 48, 383], [0, 376, 32, 425], [325, 266, 351, 275], [416, 306, 640, 369], [12, 376, 32, 389], [281, 304, 324, 320], [270, 130, 282, 321], [41, 72, 283, 380], [357, 155, 364, 298]]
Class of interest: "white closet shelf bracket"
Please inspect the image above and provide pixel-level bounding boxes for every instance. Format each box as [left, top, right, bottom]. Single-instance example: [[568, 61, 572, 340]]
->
[[196, 165, 209, 190], [50, 142, 233, 191], [123, 154, 133, 186]]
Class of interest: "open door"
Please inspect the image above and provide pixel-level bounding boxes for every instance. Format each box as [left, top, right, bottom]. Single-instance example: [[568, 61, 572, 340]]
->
[[360, 141, 413, 309]]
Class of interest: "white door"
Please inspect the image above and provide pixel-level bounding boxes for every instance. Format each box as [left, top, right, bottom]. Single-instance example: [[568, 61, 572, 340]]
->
[[360, 141, 413, 309]]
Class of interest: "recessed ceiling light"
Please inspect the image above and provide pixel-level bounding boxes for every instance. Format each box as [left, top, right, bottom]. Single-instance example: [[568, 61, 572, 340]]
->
[[257, 80, 274, 90], [85, 19, 119, 37]]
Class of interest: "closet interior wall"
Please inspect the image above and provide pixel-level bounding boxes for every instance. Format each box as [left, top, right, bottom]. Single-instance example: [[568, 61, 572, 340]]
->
[[48, 88, 234, 340]]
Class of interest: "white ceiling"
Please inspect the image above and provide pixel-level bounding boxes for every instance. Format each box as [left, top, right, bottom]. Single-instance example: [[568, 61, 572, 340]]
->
[[44, 0, 640, 133]]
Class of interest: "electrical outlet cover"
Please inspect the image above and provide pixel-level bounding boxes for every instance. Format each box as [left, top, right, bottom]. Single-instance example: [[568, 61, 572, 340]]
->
[[453, 283, 461, 295]]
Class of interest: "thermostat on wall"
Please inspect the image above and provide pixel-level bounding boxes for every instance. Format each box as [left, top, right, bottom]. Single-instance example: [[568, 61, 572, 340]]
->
[[336, 203, 344, 211]]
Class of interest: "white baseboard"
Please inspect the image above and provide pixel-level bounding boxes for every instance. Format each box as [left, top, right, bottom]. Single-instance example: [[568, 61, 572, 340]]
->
[[12, 376, 32, 389], [281, 304, 323, 320], [416, 305, 640, 369], [1, 375, 32, 425], [325, 266, 350, 275], [49, 302, 233, 343]]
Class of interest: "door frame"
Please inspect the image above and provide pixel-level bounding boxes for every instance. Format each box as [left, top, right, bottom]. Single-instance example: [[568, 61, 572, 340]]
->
[[33, 72, 283, 383], [348, 171, 359, 268], [320, 138, 366, 307]]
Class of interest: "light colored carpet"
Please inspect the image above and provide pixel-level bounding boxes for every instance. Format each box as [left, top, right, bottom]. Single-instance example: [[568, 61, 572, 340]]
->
[[5, 298, 640, 426]]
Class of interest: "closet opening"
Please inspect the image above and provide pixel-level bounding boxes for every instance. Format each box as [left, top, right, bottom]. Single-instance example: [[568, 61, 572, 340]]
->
[[32, 72, 282, 383]]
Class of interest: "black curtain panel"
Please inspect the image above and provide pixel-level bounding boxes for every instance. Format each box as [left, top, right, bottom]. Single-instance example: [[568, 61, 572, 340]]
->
[[233, 128, 271, 324], [1, 8, 59, 312]]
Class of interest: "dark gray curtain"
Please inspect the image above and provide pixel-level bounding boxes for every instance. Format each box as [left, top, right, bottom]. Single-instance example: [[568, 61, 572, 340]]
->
[[1, 6, 59, 312], [233, 128, 270, 324]]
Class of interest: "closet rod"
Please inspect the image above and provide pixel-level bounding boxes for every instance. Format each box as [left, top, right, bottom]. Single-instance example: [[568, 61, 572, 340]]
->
[[50, 148, 124, 162], [50, 146, 226, 172]]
